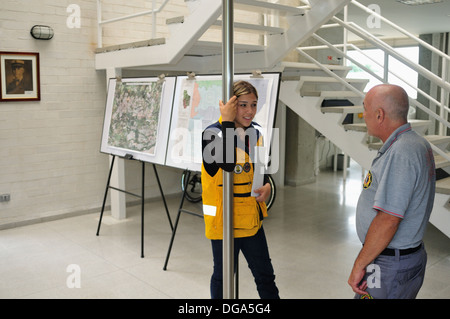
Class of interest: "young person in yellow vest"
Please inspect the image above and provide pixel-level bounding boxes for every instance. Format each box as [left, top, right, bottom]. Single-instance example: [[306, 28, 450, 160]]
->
[[201, 80, 279, 299]]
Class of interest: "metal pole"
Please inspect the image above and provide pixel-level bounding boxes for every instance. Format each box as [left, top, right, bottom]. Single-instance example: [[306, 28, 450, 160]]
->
[[222, 0, 234, 300], [152, 0, 157, 39]]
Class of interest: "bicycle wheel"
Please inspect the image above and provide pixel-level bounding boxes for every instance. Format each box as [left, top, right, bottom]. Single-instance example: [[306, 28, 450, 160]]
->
[[181, 171, 202, 203], [265, 175, 276, 211]]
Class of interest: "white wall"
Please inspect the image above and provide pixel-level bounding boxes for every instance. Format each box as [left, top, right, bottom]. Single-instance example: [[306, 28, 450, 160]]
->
[[0, 0, 181, 228]]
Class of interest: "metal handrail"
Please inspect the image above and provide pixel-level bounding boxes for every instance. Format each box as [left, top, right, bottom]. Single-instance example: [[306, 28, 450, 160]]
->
[[300, 2, 450, 132], [347, 0, 450, 135], [350, 0, 450, 62], [301, 40, 450, 119], [97, 0, 172, 48], [334, 17, 450, 92], [297, 1, 450, 162]]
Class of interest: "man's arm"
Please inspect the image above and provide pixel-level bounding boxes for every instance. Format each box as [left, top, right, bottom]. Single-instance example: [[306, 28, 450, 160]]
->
[[348, 210, 401, 294]]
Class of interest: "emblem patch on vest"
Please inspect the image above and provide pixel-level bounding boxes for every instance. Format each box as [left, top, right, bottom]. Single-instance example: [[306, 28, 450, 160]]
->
[[243, 162, 251, 173], [363, 170, 372, 189], [234, 164, 243, 174]]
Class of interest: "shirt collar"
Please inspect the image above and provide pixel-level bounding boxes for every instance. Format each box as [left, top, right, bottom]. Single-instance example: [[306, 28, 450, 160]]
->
[[378, 122, 411, 154]]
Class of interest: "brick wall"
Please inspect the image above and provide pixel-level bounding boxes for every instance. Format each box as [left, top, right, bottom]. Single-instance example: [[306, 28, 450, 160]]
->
[[0, 0, 181, 228]]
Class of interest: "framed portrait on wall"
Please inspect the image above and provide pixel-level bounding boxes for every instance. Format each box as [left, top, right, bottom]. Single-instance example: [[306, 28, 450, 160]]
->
[[0, 52, 40, 102]]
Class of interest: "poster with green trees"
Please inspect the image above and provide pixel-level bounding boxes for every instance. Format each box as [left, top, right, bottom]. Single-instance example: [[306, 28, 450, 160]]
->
[[100, 77, 176, 164]]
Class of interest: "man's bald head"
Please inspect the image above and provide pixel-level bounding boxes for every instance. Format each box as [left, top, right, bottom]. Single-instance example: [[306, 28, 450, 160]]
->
[[363, 84, 410, 142], [365, 84, 409, 123]]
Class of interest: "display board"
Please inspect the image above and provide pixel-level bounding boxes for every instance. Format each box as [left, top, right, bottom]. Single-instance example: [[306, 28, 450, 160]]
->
[[100, 76, 176, 164], [165, 73, 281, 172]]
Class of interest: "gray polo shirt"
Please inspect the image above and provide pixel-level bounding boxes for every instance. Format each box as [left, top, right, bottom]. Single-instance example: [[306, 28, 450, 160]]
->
[[356, 123, 436, 249]]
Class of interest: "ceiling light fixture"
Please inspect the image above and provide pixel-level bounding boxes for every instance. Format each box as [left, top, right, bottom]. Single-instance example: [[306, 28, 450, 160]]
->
[[397, 0, 442, 5]]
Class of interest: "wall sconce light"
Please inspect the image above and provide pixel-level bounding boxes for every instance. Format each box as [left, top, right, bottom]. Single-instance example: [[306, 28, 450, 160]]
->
[[30, 25, 54, 40]]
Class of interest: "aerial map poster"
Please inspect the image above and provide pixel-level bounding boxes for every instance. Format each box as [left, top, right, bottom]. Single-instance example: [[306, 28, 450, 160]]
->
[[100, 76, 176, 164], [165, 73, 280, 172]]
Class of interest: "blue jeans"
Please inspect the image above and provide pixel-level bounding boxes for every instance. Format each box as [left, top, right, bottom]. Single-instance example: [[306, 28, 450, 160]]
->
[[210, 227, 279, 299], [355, 243, 427, 299]]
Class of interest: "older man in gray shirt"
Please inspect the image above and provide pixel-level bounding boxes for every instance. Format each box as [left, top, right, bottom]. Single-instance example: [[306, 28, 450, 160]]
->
[[348, 84, 436, 299]]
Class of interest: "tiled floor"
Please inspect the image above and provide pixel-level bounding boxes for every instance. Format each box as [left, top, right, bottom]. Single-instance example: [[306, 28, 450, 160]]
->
[[1, 161, 450, 299]]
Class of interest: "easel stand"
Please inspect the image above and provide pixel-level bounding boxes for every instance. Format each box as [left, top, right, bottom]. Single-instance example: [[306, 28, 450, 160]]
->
[[162, 169, 239, 298], [96, 155, 173, 258], [163, 170, 202, 269]]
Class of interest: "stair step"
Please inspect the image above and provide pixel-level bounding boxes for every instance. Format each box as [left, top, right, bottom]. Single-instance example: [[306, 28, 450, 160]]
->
[[435, 154, 450, 169], [424, 135, 450, 147], [281, 62, 352, 80], [320, 90, 362, 99], [344, 119, 431, 133], [436, 176, 450, 195], [211, 20, 285, 35], [166, 16, 184, 25], [368, 134, 450, 151], [235, 0, 308, 16], [186, 40, 265, 57], [95, 38, 166, 54], [321, 106, 364, 114], [299, 76, 369, 85], [299, 76, 369, 96]]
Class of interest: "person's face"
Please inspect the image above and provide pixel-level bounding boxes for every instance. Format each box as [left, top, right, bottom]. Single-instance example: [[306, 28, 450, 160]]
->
[[12, 65, 24, 80], [235, 93, 257, 129]]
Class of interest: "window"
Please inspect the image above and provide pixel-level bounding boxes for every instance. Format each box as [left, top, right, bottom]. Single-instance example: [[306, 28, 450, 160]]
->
[[346, 46, 419, 98]]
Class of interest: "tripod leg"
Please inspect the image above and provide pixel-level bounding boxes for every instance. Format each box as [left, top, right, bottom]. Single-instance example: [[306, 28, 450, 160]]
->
[[163, 170, 191, 270], [153, 164, 173, 231], [141, 161, 145, 258], [235, 256, 239, 299], [96, 155, 116, 236]]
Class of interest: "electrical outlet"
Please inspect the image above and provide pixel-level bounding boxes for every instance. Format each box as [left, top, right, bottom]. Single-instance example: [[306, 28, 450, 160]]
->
[[0, 194, 10, 202]]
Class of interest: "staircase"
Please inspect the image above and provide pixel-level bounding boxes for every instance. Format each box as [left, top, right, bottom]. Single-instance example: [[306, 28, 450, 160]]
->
[[95, 0, 450, 238], [95, 0, 350, 72]]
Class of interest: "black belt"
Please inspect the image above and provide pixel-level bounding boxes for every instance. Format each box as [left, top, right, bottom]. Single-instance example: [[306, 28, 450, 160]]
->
[[379, 244, 422, 256]]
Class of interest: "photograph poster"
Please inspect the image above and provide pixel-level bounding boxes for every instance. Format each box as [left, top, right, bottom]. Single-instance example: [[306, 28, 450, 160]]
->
[[165, 73, 280, 172], [0, 52, 40, 102], [100, 76, 176, 165]]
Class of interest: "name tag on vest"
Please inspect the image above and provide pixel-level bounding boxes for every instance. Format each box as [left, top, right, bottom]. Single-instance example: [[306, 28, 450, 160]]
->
[[203, 205, 216, 216]]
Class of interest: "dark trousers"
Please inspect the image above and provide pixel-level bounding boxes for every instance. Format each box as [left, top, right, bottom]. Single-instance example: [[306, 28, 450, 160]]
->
[[210, 227, 279, 299], [355, 244, 427, 299]]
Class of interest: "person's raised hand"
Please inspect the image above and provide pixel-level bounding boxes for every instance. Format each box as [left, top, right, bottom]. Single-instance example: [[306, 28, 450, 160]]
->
[[220, 95, 238, 122]]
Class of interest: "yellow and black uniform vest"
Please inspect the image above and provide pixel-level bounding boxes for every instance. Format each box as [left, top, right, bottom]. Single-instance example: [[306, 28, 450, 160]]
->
[[201, 118, 268, 240]]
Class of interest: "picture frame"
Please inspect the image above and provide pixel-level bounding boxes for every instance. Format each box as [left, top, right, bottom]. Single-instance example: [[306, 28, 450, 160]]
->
[[165, 72, 281, 172], [100, 76, 176, 165], [0, 52, 40, 102]]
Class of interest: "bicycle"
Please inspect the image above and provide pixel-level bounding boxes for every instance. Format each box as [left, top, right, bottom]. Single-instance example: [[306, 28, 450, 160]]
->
[[180, 170, 276, 211]]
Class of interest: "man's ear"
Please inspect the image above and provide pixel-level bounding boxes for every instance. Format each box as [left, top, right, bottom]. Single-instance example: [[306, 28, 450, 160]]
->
[[376, 108, 385, 122]]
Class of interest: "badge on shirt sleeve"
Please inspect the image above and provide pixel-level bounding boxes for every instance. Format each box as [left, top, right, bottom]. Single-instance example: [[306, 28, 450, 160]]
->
[[363, 171, 372, 189]]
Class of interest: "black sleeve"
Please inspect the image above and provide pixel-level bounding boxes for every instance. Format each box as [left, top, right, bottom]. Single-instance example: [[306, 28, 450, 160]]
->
[[202, 121, 236, 177], [263, 174, 270, 186]]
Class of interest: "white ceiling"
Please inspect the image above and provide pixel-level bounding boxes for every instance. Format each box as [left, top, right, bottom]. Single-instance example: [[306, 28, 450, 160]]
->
[[347, 0, 450, 39]]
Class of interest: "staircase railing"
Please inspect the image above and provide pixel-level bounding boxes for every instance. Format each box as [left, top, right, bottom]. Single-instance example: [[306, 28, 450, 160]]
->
[[96, 0, 174, 48], [297, 0, 450, 161]]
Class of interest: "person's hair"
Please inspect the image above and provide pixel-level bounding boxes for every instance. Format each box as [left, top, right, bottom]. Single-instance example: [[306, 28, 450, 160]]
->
[[387, 87, 409, 121], [233, 80, 258, 99]]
